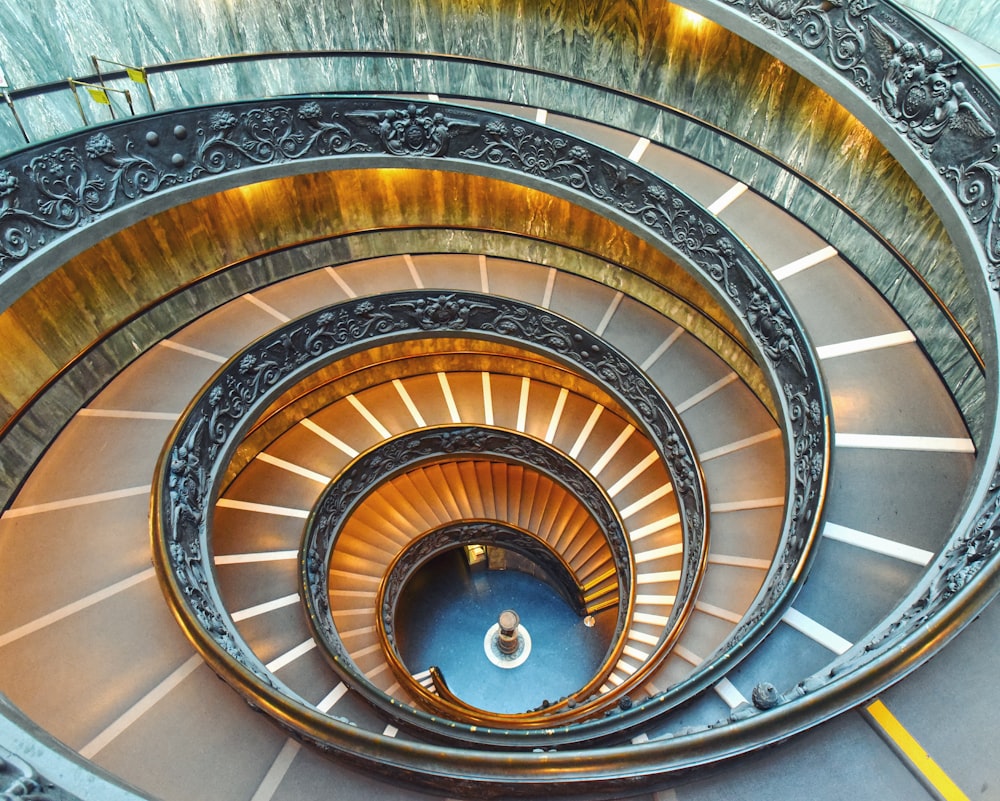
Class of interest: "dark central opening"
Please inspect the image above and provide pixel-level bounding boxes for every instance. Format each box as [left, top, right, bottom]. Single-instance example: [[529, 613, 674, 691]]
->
[[393, 547, 615, 714]]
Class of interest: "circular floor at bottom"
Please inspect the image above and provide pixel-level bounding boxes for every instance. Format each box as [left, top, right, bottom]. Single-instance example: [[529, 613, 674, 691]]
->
[[394, 551, 614, 714]]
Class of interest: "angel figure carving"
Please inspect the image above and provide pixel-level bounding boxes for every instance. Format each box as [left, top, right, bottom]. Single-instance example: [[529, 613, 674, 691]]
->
[[349, 104, 478, 157], [870, 16, 995, 156]]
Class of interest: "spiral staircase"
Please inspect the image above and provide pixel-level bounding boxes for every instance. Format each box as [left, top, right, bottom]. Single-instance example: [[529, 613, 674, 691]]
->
[[1, 1, 999, 799]]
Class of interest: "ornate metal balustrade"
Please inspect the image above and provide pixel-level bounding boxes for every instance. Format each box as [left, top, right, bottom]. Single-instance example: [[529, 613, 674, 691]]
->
[[5, 64, 920, 792], [3, 100, 827, 691], [301, 430, 636, 728], [101, 93, 825, 780], [154, 289, 723, 746], [9, 0, 1000, 794], [698, 0, 1000, 696]]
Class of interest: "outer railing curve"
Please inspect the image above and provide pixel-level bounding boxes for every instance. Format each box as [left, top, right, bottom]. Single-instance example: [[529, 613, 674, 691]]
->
[[153, 289, 725, 747], [3, 99, 826, 648], [0, 0, 996, 796], [141, 99, 828, 767], [13, 95, 828, 788]]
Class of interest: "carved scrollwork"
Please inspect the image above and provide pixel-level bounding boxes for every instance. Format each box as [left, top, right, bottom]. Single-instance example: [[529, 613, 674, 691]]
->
[[484, 302, 577, 355], [460, 120, 596, 190], [0, 138, 177, 272], [942, 146, 1000, 288], [745, 0, 822, 37], [613, 183, 743, 309], [745, 274, 808, 375], [194, 104, 370, 174], [724, 0, 1000, 281], [387, 293, 495, 330], [785, 382, 826, 531]]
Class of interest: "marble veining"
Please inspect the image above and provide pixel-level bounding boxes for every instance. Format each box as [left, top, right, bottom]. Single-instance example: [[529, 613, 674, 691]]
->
[[0, 0, 986, 430], [898, 0, 1000, 51]]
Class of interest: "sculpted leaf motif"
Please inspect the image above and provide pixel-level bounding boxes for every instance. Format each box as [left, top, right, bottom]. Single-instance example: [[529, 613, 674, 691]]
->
[[460, 122, 595, 191]]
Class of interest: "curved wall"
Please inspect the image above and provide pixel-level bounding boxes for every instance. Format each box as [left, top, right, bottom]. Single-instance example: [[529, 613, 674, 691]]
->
[[0, 4, 996, 796], [0, 0, 969, 351]]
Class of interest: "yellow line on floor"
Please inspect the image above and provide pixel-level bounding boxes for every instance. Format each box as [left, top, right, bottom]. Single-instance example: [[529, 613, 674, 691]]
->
[[865, 699, 969, 801]]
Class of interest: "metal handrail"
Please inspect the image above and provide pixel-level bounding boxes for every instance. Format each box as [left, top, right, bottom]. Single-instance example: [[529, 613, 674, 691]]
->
[[0, 46, 983, 380], [146, 98, 825, 753], [304, 430, 638, 730]]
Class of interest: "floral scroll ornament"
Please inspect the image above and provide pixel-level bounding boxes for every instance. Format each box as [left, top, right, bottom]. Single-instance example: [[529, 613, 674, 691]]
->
[[617, 182, 744, 308], [943, 152, 1000, 288], [746, 273, 807, 375], [460, 121, 595, 190], [1, 134, 173, 271], [388, 293, 493, 330], [84, 132, 180, 199], [195, 104, 370, 174], [0, 168, 29, 269], [743, 0, 819, 36]]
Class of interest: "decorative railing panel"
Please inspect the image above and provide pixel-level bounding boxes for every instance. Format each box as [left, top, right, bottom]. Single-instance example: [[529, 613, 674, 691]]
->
[[301, 433, 633, 725], [717, 0, 1000, 285], [154, 288, 721, 745]]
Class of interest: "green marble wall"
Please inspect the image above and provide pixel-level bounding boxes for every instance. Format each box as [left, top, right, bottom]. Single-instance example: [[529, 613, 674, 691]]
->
[[0, 0, 984, 431], [899, 0, 1000, 51]]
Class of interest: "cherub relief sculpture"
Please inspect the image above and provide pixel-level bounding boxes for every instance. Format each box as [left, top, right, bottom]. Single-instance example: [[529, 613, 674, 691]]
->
[[870, 16, 995, 156]]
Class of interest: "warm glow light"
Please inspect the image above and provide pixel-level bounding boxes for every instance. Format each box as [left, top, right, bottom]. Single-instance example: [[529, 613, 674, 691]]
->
[[830, 391, 869, 420], [681, 8, 705, 26]]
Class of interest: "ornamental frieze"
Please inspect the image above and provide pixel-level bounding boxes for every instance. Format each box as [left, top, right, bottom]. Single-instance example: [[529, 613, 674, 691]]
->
[[723, 0, 1000, 285]]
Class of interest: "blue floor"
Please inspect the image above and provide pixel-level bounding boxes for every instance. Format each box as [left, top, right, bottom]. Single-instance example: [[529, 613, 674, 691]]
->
[[395, 552, 614, 714]]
